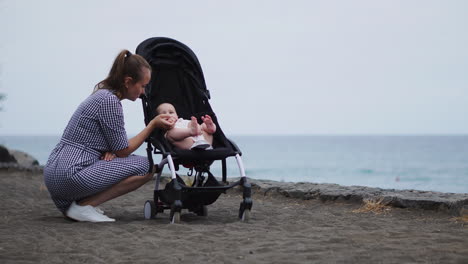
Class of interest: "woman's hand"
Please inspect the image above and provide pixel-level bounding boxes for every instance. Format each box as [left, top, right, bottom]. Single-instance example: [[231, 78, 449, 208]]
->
[[100, 152, 116, 161], [151, 114, 175, 130], [114, 114, 176, 158]]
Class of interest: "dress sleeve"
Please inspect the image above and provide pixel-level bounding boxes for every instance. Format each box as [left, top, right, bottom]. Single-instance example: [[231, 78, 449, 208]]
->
[[97, 94, 129, 151]]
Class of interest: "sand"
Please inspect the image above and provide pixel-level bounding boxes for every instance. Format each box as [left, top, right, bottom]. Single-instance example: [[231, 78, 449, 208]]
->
[[0, 168, 467, 264]]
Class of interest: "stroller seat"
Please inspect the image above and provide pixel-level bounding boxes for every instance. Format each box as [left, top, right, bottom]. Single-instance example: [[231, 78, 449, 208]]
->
[[136, 37, 253, 223], [172, 147, 236, 161]]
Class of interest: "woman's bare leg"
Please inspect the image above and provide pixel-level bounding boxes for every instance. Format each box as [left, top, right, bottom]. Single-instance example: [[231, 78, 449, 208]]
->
[[78, 173, 154, 207]]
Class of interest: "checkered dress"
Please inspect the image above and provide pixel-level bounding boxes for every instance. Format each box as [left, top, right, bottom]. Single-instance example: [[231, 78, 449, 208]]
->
[[44, 89, 149, 213]]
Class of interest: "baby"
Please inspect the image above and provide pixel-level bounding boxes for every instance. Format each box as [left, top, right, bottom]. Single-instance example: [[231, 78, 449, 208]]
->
[[156, 103, 217, 150]]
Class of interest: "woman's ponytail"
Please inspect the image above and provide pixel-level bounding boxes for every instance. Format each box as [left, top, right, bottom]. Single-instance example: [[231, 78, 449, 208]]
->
[[95, 49, 150, 99]]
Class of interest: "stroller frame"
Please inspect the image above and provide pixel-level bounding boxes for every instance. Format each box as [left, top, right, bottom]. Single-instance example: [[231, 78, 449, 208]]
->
[[137, 37, 253, 223]]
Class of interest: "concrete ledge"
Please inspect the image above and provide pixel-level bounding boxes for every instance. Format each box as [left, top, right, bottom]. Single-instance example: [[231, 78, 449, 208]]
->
[[250, 179, 468, 216], [2, 165, 466, 216]]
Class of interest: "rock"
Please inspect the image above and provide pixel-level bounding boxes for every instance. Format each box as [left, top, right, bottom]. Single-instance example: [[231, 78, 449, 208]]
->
[[459, 205, 468, 216], [0, 145, 39, 169], [0, 145, 17, 163], [9, 149, 39, 166], [249, 179, 468, 216]]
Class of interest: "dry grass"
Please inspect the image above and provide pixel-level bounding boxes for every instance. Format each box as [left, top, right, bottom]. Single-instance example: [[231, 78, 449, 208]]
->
[[352, 198, 392, 214], [451, 207, 468, 225], [183, 177, 194, 186], [451, 215, 468, 225]]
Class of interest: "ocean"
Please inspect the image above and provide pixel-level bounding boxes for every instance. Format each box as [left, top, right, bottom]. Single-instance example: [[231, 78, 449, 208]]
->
[[1, 135, 467, 194]]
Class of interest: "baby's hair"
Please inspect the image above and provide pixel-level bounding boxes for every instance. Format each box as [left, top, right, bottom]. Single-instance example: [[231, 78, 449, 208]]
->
[[156, 102, 173, 114]]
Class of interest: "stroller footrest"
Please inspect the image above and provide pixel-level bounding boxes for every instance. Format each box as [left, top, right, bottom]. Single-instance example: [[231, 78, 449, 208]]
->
[[182, 180, 241, 192]]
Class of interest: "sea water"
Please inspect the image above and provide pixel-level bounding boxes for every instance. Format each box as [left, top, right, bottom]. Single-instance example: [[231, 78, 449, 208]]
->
[[1, 135, 467, 194]]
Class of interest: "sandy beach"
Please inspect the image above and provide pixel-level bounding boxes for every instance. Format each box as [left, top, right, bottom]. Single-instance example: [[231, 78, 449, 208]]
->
[[0, 167, 467, 264]]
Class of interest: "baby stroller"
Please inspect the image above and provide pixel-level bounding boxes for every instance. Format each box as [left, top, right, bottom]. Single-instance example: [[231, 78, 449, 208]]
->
[[136, 37, 253, 223]]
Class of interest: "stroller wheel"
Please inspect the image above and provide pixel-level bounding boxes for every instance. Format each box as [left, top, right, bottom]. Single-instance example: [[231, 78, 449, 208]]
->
[[239, 201, 251, 222], [170, 211, 181, 224], [144, 200, 156, 219], [195, 205, 208, 217], [240, 209, 250, 222]]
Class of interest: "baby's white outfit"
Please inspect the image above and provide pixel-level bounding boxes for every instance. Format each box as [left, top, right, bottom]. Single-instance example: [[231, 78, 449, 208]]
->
[[174, 118, 205, 141], [170, 118, 212, 150]]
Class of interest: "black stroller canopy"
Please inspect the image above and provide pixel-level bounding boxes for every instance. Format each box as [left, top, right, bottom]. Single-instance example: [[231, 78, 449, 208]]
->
[[136, 37, 235, 159], [136, 37, 212, 120]]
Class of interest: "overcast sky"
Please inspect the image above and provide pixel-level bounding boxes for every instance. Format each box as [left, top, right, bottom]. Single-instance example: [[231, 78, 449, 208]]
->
[[1, 0, 467, 136]]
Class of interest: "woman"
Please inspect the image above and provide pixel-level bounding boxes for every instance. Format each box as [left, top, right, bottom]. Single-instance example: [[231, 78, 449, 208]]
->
[[44, 50, 174, 222]]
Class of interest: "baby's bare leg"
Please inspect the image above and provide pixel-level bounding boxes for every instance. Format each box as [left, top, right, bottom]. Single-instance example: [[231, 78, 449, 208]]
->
[[166, 128, 195, 149], [199, 115, 215, 146], [166, 117, 202, 149], [201, 115, 216, 134], [190, 116, 202, 136], [201, 131, 214, 146], [166, 117, 201, 141], [166, 127, 192, 142], [171, 138, 196, 150]]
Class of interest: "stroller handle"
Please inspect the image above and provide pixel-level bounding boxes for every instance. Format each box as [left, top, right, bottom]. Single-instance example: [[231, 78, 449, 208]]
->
[[139, 94, 155, 173], [139, 94, 151, 126]]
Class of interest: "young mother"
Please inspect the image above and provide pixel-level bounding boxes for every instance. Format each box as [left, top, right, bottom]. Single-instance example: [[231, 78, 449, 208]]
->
[[44, 50, 174, 222]]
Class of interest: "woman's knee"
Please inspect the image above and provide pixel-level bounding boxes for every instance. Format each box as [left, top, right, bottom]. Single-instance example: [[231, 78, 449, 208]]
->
[[141, 173, 154, 182]]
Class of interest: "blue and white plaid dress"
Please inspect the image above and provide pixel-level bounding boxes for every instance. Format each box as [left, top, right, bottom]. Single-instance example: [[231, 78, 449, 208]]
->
[[44, 89, 149, 213]]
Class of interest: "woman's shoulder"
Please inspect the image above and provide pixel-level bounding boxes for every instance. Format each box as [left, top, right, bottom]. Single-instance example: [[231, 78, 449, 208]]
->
[[92, 89, 120, 103], [93, 88, 117, 98], [80, 89, 121, 110]]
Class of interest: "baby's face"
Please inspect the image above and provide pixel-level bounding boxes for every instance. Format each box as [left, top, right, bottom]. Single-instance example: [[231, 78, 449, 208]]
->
[[157, 103, 178, 120]]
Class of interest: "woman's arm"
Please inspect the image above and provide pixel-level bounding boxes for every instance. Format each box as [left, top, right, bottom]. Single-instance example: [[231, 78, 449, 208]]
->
[[114, 114, 174, 157]]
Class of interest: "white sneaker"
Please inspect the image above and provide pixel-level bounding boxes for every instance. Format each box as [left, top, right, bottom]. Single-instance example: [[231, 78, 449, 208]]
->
[[95, 207, 104, 214], [66, 202, 115, 222], [190, 139, 211, 150]]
